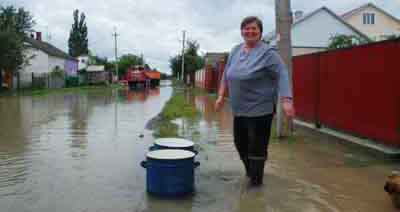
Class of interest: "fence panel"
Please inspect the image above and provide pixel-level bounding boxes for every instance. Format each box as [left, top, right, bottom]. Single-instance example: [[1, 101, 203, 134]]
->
[[293, 54, 319, 123], [294, 39, 400, 146]]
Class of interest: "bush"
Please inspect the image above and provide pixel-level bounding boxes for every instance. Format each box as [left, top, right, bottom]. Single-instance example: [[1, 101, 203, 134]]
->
[[328, 34, 370, 50], [65, 76, 79, 87]]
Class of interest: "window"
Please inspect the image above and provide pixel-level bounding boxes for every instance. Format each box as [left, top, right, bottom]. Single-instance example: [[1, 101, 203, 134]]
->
[[363, 13, 375, 25]]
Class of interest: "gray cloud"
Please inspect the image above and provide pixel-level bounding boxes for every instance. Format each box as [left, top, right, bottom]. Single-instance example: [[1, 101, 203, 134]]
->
[[3, 0, 400, 74]]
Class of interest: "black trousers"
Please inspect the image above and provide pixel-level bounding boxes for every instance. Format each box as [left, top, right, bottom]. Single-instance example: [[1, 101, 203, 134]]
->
[[233, 114, 273, 184]]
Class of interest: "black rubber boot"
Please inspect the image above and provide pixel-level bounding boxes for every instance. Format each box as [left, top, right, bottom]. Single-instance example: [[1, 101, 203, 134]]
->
[[243, 158, 250, 177], [249, 159, 266, 186]]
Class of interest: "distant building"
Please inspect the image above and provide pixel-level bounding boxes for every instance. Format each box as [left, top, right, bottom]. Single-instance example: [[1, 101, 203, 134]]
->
[[86, 65, 107, 84], [341, 2, 400, 41], [264, 7, 370, 56], [77, 55, 89, 70], [23, 32, 78, 76]]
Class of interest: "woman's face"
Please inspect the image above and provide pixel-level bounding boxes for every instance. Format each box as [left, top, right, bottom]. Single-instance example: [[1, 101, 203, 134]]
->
[[241, 21, 261, 45]]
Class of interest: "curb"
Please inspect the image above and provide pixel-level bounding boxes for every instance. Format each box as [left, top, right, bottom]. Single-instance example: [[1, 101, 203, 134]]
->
[[294, 119, 400, 159]]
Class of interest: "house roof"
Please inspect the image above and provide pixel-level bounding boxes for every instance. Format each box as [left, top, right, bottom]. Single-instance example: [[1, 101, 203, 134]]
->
[[264, 7, 371, 43], [25, 37, 77, 61], [86, 65, 105, 72], [342, 2, 400, 24]]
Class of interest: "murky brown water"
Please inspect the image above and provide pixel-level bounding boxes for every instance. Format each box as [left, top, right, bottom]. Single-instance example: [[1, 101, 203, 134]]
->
[[0, 82, 398, 211]]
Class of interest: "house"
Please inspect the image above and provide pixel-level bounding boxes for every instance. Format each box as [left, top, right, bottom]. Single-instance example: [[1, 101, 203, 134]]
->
[[86, 65, 107, 84], [264, 7, 370, 56], [1, 32, 78, 89], [341, 3, 400, 41], [77, 55, 89, 70], [24, 32, 78, 76]]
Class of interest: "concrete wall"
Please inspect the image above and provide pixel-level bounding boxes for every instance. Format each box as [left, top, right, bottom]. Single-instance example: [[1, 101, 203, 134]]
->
[[343, 6, 400, 40]]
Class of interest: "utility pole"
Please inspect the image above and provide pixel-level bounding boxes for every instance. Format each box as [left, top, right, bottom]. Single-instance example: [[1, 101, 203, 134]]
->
[[275, 0, 293, 137], [181, 30, 186, 83], [113, 27, 119, 82]]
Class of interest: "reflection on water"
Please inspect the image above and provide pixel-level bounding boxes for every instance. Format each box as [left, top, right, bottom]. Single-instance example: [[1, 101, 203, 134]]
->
[[0, 84, 398, 212]]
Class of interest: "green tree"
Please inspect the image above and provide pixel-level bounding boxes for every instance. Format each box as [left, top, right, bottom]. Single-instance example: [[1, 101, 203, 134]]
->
[[169, 55, 182, 79], [68, 9, 88, 57], [144, 63, 151, 70], [328, 34, 369, 50], [183, 40, 205, 85], [0, 31, 25, 72], [160, 72, 170, 80], [0, 6, 35, 34], [0, 6, 34, 77], [169, 39, 204, 84], [117, 54, 144, 77]]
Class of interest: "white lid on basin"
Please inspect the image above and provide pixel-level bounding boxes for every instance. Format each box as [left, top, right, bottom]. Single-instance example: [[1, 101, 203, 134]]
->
[[147, 149, 195, 160], [155, 138, 194, 148]]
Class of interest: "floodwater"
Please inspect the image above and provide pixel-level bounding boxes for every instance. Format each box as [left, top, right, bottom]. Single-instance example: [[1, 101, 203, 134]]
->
[[0, 81, 397, 212]]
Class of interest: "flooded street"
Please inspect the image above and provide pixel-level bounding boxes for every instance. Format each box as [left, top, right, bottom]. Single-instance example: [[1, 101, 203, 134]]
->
[[0, 82, 398, 212]]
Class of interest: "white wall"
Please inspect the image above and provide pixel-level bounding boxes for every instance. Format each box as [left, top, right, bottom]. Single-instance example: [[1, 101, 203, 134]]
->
[[292, 9, 364, 47], [22, 48, 49, 74], [343, 6, 400, 40], [77, 55, 89, 70], [48, 56, 66, 72]]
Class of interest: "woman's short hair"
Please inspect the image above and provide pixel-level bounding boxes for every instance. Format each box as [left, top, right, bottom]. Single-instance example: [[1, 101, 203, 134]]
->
[[240, 16, 263, 34]]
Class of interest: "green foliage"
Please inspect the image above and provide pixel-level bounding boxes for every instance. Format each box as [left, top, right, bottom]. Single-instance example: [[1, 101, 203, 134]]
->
[[50, 66, 65, 78], [169, 55, 181, 78], [328, 34, 369, 50], [68, 9, 88, 57], [153, 122, 179, 138], [0, 6, 34, 73], [89, 54, 107, 65], [382, 34, 400, 41], [169, 39, 205, 83], [160, 72, 170, 80], [65, 76, 79, 87], [161, 93, 199, 120], [0, 31, 25, 72], [153, 91, 200, 138], [0, 6, 35, 34], [117, 54, 144, 77], [89, 54, 114, 72]]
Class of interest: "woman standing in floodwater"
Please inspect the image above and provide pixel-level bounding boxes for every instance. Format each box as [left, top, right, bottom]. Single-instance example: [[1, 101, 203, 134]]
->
[[214, 16, 295, 186]]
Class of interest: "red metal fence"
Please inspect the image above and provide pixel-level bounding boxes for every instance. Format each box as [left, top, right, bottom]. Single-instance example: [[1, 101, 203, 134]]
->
[[293, 39, 400, 147], [195, 59, 227, 92]]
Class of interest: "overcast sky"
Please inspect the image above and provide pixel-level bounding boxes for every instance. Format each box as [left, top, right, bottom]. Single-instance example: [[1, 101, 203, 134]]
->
[[3, 0, 400, 74]]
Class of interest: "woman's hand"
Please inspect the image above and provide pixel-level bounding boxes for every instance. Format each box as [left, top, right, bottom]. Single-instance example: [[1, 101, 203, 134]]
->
[[281, 98, 295, 118], [214, 96, 225, 112]]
